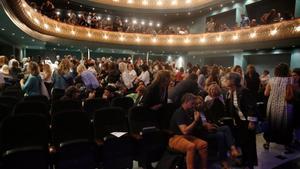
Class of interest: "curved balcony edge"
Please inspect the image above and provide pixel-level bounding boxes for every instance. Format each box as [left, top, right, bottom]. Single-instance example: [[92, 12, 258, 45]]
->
[[4, 0, 300, 48]]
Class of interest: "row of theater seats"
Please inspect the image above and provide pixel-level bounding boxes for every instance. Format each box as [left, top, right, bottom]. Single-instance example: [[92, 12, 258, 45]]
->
[[0, 87, 177, 169]]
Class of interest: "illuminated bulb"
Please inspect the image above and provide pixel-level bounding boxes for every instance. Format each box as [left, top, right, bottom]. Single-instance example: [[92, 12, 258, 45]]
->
[[216, 36, 222, 42], [125, 19, 128, 23], [78, 14, 82, 17], [185, 0, 192, 4], [133, 20, 137, 24], [44, 23, 49, 29], [250, 32, 256, 38], [87, 33, 92, 37], [136, 37, 141, 42], [55, 27, 61, 32], [156, 23, 161, 27], [270, 29, 278, 36], [295, 26, 300, 32], [171, 0, 177, 5], [141, 21, 145, 25], [184, 38, 191, 43], [157, 0, 163, 6], [152, 38, 157, 43], [56, 11, 60, 16], [149, 22, 153, 26], [142, 0, 148, 5], [97, 16, 102, 20], [67, 13, 71, 17], [71, 30, 76, 35], [119, 36, 125, 41], [168, 38, 174, 44], [127, 0, 134, 4], [200, 37, 206, 43], [34, 18, 40, 25], [103, 34, 109, 39], [107, 17, 111, 21], [113, 0, 119, 2], [232, 35, 239, 40]]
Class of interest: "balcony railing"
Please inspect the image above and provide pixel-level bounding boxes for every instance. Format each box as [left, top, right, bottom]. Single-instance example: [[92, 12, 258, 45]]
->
[[6, 0, 300, 47]]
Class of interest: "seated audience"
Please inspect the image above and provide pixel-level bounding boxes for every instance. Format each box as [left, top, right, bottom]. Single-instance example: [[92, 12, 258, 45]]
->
[[169, 93, 208, 169]]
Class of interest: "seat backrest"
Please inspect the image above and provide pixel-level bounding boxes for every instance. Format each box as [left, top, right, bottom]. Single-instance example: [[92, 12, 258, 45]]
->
[[13, 101, 49, 116], [0, 104, 11, 122], [0, 96, 19, 111], [83, 98, 109, 118], [51, 110, 92, 146], [51, 99, 82, 115], [51, 88, 65, 102], [93, 107, 128, 139], [111, 97, 134, 111], [24, 95, 50, 108], [128, 106, 158, 134], [157, 103, 177, 130], [0, 114, 49, 153]]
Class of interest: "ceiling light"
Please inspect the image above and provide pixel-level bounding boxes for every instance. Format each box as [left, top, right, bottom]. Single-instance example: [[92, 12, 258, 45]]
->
[[135, 37, 141, 42], [185, 0, 192, 4], [71, 30, 76, 35], [107, 17, 111, 21], [151, 37, 157, 43], [156, 23, 161, 27], [168, 38, 174, 44], [78, 14, 82, 17], [87, 33, 92, 37], [34, 18, 40, 25], [232, 34, 239, 40], [133, 20, 137, 24], [125, 19, 128, 23], [216, 36, 222, 42], [142, 0, 148, 5], [56, 11, 60, 16], [270, 29, 278, 36], [127, 0, 134, 4], [119, 36, 125, 41], [141, 21, 145, 25], [295, 26, 300, 32], [171, 0, 177, 5], [97, 16, 102, 20], [184, 38, 191, 43], [67, 13, 71, 17], [1, 28, 5, 31], [113, 0, 119, 2], [103, 34, 109, 39], [250, 32, 256, 38], [55, 27, 61, 32], [149, 22, 153, 26], [156, 0, 163, 6], [44, 23, 49, 29], [200, 37, 206, 43]]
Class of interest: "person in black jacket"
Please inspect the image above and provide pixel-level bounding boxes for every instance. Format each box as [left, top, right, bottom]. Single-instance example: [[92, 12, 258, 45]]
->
[[245, 64, 260, 101], [224, 72, 258, 169], [168, 73, 199, 107], [142, 70, 170, 110]]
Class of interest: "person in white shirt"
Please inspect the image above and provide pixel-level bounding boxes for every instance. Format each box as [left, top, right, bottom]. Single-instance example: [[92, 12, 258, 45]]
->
[[121, 63, 137, 89], [135, 65, 150, 86]]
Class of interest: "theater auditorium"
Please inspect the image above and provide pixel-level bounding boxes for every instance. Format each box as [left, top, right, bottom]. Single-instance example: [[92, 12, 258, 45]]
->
[[0, 0, 300, 169]]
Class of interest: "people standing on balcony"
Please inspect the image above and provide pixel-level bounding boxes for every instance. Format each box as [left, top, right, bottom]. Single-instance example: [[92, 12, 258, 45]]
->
[[261, 9, 278, 24], [206, 18, 216, 32], [41, 0, 55, 18], [240, 14, 250, 28]]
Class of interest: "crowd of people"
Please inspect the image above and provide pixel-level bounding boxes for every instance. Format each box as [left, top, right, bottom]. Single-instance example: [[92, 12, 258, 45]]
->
[[27, 0, 189, 35], [206, 9, 295, 33], [0, 53, 300, 169]]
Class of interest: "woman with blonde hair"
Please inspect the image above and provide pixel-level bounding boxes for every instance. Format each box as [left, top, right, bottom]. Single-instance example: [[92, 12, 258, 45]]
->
[[76, 64, 99, 90], [52, 58, 73, 90]]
